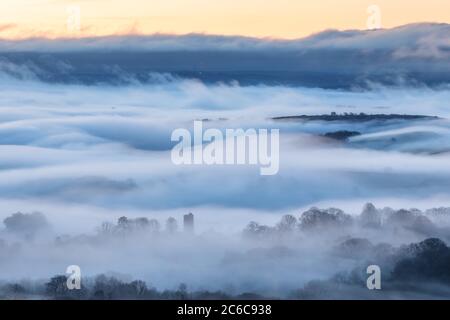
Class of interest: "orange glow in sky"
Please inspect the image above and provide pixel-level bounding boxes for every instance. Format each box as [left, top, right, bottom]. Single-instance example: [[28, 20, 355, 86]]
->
[[1, 0, 449, 39]]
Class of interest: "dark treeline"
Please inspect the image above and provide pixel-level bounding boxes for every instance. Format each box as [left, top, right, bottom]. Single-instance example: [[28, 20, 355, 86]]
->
[[244, 203, 450, 241], [0, 275, 266, 300], [1, 236, 450, 300], [1, 203, 450, 299]]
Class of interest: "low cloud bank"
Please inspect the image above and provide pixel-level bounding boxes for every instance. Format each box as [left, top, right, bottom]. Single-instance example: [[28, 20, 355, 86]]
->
[[0, 23, 449, 87]]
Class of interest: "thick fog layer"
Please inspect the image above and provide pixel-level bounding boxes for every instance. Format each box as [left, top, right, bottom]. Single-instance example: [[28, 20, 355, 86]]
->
[[0, 75, 449, 215]]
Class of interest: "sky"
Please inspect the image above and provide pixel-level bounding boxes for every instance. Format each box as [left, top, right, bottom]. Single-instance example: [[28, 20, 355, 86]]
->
[[0, 0, 449, 39]]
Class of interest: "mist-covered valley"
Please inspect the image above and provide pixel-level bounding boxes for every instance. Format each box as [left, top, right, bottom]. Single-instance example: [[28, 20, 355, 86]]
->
[[1, 25, 450, 299], [1, 203, 450, 299], [0, 75, 449, 299]]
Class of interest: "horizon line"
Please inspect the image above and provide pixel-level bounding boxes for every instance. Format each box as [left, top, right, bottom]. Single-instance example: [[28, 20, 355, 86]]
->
[[0, 21, 448, 43]]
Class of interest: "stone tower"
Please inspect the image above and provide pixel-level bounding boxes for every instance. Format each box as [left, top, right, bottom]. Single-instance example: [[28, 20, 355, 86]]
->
[[183, 213, 194, 233]]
